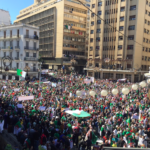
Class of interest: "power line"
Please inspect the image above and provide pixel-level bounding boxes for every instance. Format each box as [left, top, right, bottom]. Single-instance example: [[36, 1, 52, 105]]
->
[[76, 0, 143, 47]]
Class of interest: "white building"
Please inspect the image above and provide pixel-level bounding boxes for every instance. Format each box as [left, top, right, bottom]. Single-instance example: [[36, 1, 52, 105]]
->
[[0, 9, 11, 25], [0, 24, 39, 80]]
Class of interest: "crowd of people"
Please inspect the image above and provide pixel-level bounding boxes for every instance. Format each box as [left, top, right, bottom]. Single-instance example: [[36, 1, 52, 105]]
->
[[0, 72, 150, 150]]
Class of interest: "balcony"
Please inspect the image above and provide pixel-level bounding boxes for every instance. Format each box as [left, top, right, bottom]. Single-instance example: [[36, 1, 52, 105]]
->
[[1, 46, 13, 50], [24, 46, 39, 51], [24, 57, 38, 61], [24, 35, 39, 40], [15, 46, 20, 50], [0, 35, 20, 40], [14, 57, 19, 60]]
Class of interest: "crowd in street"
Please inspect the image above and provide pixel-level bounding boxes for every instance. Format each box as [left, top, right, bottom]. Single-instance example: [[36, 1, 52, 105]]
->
[[0, 72, 150, 150]]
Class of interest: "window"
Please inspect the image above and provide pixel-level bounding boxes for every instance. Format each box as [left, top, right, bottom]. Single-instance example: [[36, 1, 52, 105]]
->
[[130, 5, 136, 10], [10, 52, 12, 57], [17, 41, 19, 47], [119, 36, 123, 40], [97, 20, 101, 24], [34, 42, 36, 49], [91, 13, 94, 17], [26, 30, 29, 35], [145, 56, 147, 61], [17, 29, 19, 37], [33, 53, 36, 57], [96, 46, 100, 50], [148, 21, 150, 25], [16, 63, 19, 69], [127, 45, 133, 50], [16, 52, 19, 58], [98, 11, 102, 15], [91, 30, 94, 34], [145, 19, 147, 24], [98, 2, 102, 6], [142, 56, 144, 60], [91, 21, 94, 26], [92, 4, 95, 8], [10, 30, 12, 38], [96, 37, 100, 42], [4, 41, 6, 47], [10, 41, 13, 47], [120, 7, 125, 12], [90, 38, 93, 42], [121, 0, 125, 1], [143, 38, 145, 42], [129, 15, 136, 20], [119, 26, 124, 31], [128, 35, 134, 40], [90, 47, 93, 50], [26, 41, 29, 47], [4, 31, 6, 38], [126, 55, 133, 59], [143, 47, 145, 51], [4, 52, 6, 57], [97, 29, 101, 33], [26, 52, 29, 57], [120, 16, 124, 22], [146, 10, 148, 14], [128, 25, 135, 30], [118, 45, 122, 50]]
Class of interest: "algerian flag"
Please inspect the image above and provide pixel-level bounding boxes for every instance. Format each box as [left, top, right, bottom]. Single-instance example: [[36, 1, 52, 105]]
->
[[126, 118, 131, 126], [91, 132, 98, 144], [17, 69, 26, 78], [15, 121, 22, 128]]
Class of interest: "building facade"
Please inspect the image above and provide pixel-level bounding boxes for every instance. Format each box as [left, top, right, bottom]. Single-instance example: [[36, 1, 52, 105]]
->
[[0, 24, 39, 80], [14, 0, 88, 73], [85, 0, 150, 82], [0, 9, 11, 25]]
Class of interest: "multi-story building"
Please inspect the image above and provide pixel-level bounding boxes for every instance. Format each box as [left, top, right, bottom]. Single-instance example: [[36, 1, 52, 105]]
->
[[0, 9, 11, 25], [14, 0, 88, 73], [0, 24, 39, 80], [85, 0, 150, 82]]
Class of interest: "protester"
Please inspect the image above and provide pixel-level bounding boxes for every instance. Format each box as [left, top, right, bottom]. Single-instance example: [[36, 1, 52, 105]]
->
[[0, 72, 149, 150]]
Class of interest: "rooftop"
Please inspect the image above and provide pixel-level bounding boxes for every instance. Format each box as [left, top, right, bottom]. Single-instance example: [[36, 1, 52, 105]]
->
[[0, 23, 39, 30]]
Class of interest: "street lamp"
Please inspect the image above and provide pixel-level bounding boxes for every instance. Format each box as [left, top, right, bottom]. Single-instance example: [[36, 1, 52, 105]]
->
[[101, 90, 108, 97], [24, 66, 30, 77], [112, 89, 118, 95], [89, 90, 96, 97], [122, 88, 129, 95], [38, 62, 42, 87], [132, 84, 138, 90]]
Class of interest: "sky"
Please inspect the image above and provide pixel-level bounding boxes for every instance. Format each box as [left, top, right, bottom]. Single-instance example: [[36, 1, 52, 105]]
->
[[0, 0, 33, 23]]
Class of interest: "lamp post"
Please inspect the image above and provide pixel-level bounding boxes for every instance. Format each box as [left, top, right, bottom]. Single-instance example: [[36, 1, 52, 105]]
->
[[112, 88, 118, 95], [101, 90, 108, 97], [38, 62, 42, 87], [122, 87, 130, 106], [89, 90, 96, 98], [139, 81, 146, 97]]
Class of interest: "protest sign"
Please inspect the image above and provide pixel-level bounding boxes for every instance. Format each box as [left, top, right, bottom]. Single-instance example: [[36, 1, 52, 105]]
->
[[52, 83, 57, 87], [18, 96, 34, 101], [17, 104, 23, 108], [39, 106, 46, 111]]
